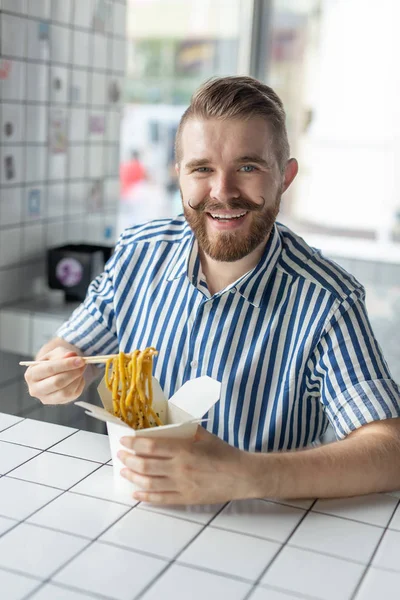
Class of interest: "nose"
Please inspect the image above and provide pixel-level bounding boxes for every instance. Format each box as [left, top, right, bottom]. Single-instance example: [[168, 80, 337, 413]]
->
[[210, 172, 240, 203]]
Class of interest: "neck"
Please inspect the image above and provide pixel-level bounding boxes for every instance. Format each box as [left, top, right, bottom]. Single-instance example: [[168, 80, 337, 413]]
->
[[199, 236, 270, 296]]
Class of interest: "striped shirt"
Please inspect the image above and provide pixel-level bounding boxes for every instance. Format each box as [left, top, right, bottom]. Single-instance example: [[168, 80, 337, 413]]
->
[[57, 215, 400, 452]]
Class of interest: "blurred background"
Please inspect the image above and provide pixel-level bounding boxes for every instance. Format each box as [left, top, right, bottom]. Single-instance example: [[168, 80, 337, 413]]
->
[[0, 0, 399, 433]]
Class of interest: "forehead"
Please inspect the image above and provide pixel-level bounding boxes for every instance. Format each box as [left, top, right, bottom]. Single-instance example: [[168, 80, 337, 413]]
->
[[179, 117, 274, 161]]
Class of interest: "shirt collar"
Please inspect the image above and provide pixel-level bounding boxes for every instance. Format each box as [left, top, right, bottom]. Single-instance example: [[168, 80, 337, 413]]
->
[[165, 222, 282, 308]]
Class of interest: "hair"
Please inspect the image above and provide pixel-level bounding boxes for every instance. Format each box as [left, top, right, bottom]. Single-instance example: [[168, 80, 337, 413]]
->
[[175, 76, 290, 173]]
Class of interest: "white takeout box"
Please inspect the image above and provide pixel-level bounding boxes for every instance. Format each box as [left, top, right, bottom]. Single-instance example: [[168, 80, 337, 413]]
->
[[76, 375, 221, 497]]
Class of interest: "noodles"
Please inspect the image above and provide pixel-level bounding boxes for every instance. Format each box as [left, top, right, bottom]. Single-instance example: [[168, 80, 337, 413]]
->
[[105, 347, 163, 429]]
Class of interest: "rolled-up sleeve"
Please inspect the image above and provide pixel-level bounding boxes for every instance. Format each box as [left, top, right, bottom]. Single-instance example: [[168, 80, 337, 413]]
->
[[56, 248, 120, 356], [307, 289, 400, 439]]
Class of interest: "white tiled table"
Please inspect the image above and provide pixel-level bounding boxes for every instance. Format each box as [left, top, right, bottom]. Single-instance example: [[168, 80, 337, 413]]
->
[[0, 412, 399, 600]]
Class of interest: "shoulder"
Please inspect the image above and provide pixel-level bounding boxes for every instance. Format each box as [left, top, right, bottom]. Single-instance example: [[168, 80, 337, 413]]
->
[[276, 222, 364, 303], [116, 214, 192, 250]]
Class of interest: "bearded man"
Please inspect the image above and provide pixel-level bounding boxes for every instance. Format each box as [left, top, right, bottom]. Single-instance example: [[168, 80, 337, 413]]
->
[[25, 76, 400, 505]]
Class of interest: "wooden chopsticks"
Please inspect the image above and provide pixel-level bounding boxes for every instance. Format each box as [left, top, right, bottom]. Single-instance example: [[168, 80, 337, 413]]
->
[[19, 354, 117, 367]]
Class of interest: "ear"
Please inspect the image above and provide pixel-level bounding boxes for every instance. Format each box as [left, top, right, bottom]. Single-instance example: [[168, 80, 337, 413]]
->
[[281, 158, 298, 194], [175, 162, 180, 176]]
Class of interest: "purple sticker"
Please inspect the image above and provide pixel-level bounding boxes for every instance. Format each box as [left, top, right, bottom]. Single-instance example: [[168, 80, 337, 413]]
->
[[55, 258, 83, 287]]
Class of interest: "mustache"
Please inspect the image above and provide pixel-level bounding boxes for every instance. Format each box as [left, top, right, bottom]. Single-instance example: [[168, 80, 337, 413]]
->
[[187, 196, 266, 213]]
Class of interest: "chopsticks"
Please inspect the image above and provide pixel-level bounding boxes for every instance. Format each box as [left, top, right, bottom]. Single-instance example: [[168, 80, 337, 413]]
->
[[19, 354, 117, 367]]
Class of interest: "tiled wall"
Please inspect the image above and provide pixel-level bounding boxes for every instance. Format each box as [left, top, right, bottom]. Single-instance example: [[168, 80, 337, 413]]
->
[[0, 0, 126, 305], [0, 0, 126, 431]]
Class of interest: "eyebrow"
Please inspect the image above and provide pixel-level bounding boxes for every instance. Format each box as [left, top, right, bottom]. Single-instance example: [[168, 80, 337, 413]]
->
[[184, 159, 211, 170], [184, 155, 272, 170], [234, 155, 272, 168]]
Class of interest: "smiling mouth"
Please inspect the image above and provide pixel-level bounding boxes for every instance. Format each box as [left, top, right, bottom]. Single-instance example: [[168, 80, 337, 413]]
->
[[208, 211, 248, 221]]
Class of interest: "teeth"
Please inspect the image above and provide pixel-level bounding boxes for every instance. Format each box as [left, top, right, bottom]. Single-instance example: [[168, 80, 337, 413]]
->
[[210, 212, 247, 220]]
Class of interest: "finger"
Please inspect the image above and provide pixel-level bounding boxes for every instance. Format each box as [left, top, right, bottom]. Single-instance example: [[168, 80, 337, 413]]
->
[[120, 469, 176, 492], [119, 436, 186, 457], [37, 372, 86, 405], [31, 367, 85, 397], [26, 356, 86, 384], [131, 490, 182, 504], [118, 452, 172, 476]]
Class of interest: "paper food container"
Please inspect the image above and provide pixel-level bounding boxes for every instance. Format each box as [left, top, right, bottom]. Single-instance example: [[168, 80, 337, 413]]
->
[[76, 375, 221, 497]]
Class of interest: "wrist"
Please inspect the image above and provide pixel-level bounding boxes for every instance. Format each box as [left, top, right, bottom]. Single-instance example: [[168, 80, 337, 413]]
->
[[236, 450, 281, 500]]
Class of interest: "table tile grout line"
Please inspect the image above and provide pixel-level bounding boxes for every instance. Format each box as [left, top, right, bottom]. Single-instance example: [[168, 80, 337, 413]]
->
[[249, 582, 322, 600], [241, 499, 319, 600], [350, 497, 400, 600], [0, 437, 109, 465], [132, 501, 231, 600], [21, 501, 140, 600]]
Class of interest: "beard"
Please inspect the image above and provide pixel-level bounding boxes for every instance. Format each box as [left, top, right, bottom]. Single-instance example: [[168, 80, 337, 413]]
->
[[182, 191, 280, 262]]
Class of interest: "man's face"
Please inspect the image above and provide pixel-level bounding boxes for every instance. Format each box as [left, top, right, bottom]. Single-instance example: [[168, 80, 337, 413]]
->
[[177, 117, 285, 262]]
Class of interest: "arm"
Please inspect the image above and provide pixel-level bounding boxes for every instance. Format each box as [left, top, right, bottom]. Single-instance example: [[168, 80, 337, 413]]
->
[[248, 417, 400, 499], [117, 417, 400, 505]]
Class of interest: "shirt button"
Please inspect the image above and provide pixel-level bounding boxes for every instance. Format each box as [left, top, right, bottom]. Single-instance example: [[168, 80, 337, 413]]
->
[[230, 288, 236, 294], [190, 360, 198, 369]]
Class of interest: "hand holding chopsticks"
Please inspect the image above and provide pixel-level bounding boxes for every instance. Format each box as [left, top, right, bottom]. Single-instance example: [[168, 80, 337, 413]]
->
[[19, 354, 118, 367]]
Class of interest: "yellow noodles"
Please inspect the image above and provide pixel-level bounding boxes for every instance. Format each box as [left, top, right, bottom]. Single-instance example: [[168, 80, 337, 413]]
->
[[105, 348, 163, 429]]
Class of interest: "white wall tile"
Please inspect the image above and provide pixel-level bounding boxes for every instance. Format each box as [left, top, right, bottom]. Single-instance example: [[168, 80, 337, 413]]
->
[[1, 0, 26, 13], [1, 59, 25, 101], [104, 178, 120, 210], [69, 146, 86, 179], [50, 65, 69, 103], [25, 146, 47, 183], [113, 2, 126, 36], [52, 0, 72, 24], [50, 24, 71, 64], [26, 62, 49, 102], [1, 103, 23, 144], [93, 33, 107, 70], [0, 227, 21, 267], [67, 181, 86, 215], [26, 105, 47, 143], [1, 14, 26, 59], [89, 145, 104, 178], [91, 72, 106, 105], [69, 108, 87, 142], [0, 187, 22, 227], [0, 310, 31, 355], [47, 183, 66, 218], [72, 30, 90, 67], [21, 222, 45, 261], [46, 221, 66, 248], [106, 109, 121, 143], [106, 144, 120, 176], [48, 153, 67, 181], [73, 0, 93, 28], [112, 38, 126, 73], [65, 217, 85, 242], [27, 18, 50, 62], [28, 0, 51, 19], [0, 266, 25, 305]]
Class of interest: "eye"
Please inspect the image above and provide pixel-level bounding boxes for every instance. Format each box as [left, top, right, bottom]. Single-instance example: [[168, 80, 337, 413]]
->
[[240, 165, 257, 173], [194, 167, 211, 173]]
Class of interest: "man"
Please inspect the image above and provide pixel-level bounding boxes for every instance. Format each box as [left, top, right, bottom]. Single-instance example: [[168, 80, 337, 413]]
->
[[26, 76, 400, 505]]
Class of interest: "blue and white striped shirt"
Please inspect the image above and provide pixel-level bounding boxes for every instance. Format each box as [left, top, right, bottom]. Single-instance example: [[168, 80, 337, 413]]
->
[[57, 216, 400, 452]]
